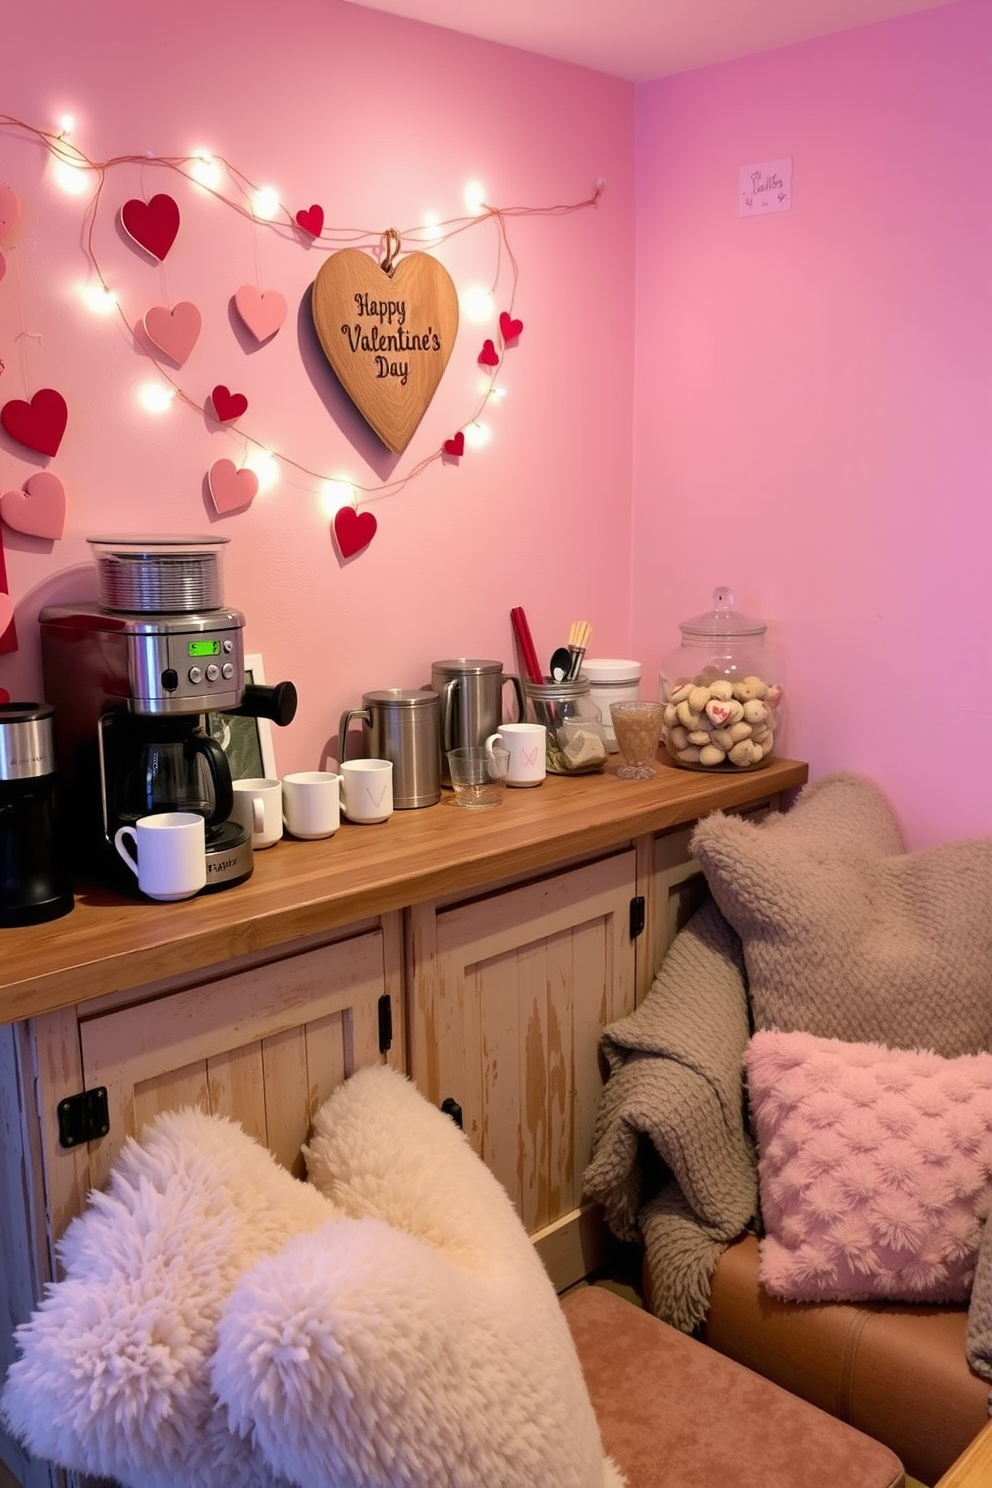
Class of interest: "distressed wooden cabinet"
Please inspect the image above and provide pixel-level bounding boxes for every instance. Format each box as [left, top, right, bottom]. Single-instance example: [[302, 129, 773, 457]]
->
[[0, 758, 809, 1488]]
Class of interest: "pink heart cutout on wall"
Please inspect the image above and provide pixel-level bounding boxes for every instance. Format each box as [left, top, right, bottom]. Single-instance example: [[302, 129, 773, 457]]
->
[[1, 389, 68, 457], [0, 184, 21, 244], [443, 432, 465, 457], [121, 194, 180, 261], [0, 593, 14, 639], [1, 473, 66, 540], [499, 311, 523, 341], [334, 505, 377, 558], [208, 459, 258, 515], [210, 385, 248, 422], [296, 204, 324, 237], [234, 285, 287, 343], [143, 302, 202, 365]]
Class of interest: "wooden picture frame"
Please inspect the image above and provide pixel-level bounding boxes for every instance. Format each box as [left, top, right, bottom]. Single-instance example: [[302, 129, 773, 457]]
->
[[207, 653, 277, 781]]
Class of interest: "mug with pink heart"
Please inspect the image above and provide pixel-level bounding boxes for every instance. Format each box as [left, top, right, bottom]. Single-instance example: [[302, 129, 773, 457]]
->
[[485, 722, 546, 787]]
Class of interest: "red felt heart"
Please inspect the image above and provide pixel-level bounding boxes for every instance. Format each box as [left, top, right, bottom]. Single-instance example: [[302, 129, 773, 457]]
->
[[478, 339, 499, 368], [121, 193, 180, 261], [443, 432, 465, 457], [0, 685, 10, 702], [0, 591, 14, 648], [210, 384, 249, 423], [334, 505, 377, 559], [296, 204, 324, 237], [499, 311, 524, 342], [1, 389, 68, 457]]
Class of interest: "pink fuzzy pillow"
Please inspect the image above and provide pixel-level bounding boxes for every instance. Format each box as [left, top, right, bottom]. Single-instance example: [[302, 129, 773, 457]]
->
[[746, 1029, 992, 1303]]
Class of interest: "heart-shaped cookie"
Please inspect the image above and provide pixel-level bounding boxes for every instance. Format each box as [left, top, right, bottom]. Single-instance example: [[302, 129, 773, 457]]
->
[[0, 184, 21, 244], [334, 504, 377, 558], [210, 385, 248, 423], [143, 302, 202, 365], [296, 204, 324, 237], [121, 193, 180, 261], [208, 459, 258, 515], [312, 248, 458, 454], [1, 472, 66, 540], [1, 389, 68, 457], [234, 285, 287, 343]]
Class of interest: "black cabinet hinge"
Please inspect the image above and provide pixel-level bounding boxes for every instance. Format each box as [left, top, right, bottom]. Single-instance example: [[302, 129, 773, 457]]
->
[[377, 993, 393, 1054], [629, 895, 646, 940], [57, 1087, 110, 1149]]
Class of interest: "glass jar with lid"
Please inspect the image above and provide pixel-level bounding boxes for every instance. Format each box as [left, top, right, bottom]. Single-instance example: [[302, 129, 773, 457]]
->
[[659, 587, 784, 772], [523, 678, 609, 775]]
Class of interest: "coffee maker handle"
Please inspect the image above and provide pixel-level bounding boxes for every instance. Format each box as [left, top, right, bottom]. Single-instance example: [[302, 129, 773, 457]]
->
[[338, 707, 370, 767], [193, 733, 235, 825], [505, 672, 526, 723], [231, 681, 298, 728]]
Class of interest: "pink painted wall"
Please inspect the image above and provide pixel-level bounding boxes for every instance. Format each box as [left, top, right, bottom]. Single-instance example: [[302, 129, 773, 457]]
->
[[631, 0, 992, 848], [0, 0, 634, 772]]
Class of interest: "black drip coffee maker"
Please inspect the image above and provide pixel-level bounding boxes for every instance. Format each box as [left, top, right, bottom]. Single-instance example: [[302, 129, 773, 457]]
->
[[39, 536, 296, 895], [0, 702, 74, 927]]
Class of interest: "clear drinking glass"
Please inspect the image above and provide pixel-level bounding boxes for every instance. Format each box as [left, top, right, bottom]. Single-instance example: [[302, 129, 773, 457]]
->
[[446, 745, 510, 807], [610, 701, 665, 780]]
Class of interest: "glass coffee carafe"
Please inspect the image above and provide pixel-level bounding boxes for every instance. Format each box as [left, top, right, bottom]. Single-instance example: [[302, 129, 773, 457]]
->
[[115, 717, 234, 828]]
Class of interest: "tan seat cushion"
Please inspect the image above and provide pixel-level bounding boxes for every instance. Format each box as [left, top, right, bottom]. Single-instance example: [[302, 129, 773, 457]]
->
[[562, 1284, 904, 1488], [702, 1235, 991, 1486]]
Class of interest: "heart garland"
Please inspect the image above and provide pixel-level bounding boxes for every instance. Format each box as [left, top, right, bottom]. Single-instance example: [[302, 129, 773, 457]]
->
[[234, 285, 287, 343], [208, 459, 258, 515], [143, 302, 202, 365], [210, 384, 248, 423], [1, 389, 68, 457], [120, 193, 180, 261], [295, 204, 324, 237], [333, 504, 377, 558], [0, 472, 66, 540]]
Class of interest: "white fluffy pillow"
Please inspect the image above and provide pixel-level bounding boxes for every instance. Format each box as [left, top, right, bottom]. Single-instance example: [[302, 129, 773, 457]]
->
[[213, 1066, 622, 1488], [1, 1108, 335, 1488]]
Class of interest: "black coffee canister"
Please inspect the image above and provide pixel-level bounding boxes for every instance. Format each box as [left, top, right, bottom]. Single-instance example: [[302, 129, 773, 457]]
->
[[0, 702, 74, 927]]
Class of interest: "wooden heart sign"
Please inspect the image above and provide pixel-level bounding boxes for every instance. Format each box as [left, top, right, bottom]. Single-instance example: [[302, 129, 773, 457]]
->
[[311, 248, 459, 454]]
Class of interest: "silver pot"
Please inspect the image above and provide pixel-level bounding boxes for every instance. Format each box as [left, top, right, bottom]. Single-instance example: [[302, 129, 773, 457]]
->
[[338, 689, 440, 809], [430, 659, 525, 786]]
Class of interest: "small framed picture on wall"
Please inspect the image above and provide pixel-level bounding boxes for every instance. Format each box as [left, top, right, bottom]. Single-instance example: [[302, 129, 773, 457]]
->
[[207, 653, 277, 781]]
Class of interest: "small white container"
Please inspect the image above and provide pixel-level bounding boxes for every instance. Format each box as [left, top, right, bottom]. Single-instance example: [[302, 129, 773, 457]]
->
[[581, 659, 642, 752]]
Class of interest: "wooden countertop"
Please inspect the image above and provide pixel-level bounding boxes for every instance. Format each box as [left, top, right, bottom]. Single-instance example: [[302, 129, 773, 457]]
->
[[0, 755, 808, 1026]]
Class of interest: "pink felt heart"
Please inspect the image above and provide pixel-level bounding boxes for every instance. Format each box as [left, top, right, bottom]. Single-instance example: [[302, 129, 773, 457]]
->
[[210, 384, 248, 422], [443, 432, 465, 457], [121, 193, 180, 261], [0, 184, 21, 244], [143, 302, 202, 365], [0, 592, 14, 640], [234, 285, 287, 343], [296, 204, 324, 237], [334, 505, 377, 558], [499, 311, 524, 342], [1, 473, 66, 540], [208, 459, 258, 515], [1, 389, 68, 457], [478, 339, 499, 368]]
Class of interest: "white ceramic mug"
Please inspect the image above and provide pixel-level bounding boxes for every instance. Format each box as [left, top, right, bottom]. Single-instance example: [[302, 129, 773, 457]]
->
[[231, 777, 283, 849], [486, 722, 547, 787], [113, 812, 206, 901], [340, 758, 394, 824], [282, 771, 341, 840]]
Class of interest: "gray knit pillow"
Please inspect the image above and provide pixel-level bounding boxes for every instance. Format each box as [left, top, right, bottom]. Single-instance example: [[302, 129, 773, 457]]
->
[[690, 772, 992, 1058]]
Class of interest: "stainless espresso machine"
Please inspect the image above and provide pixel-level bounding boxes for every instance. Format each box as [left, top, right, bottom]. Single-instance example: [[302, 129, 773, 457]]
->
[[39, 536, 296, 895]]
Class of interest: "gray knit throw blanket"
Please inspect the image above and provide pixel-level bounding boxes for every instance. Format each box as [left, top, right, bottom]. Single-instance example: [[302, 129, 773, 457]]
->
[[583, 899, 757, 1334]]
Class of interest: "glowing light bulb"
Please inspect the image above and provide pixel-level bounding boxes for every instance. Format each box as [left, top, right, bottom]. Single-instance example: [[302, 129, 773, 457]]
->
[[49, 141, 89, 196], [460, 286, 494, 323], [79, 282, 118, 315], [320, 479, 356, 518], [480, 380, 507, 402], [244, 450, 280, 491], [421, 212, 442, 244], [136, 382, 176, 415], [57, 114, 76, 137], [190, 151, 221, 190], [463, 180, 487, 214], [465, 421, 490, 449], [252, 185, 280, 220]]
